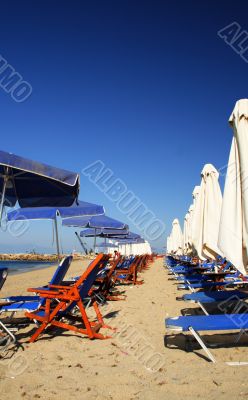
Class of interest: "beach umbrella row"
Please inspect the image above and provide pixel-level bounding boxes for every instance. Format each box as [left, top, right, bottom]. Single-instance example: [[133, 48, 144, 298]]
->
[[167, 98, 248, 275], [7, 201, 105, 259], [0, 149, 151, 258], [0, 150, 133, 258], [167, 164, 223, 260], [63, 215, 128, 251]]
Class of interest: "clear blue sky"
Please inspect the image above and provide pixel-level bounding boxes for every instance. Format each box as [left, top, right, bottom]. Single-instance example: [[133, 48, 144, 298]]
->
[[0, 0, 247, 253]]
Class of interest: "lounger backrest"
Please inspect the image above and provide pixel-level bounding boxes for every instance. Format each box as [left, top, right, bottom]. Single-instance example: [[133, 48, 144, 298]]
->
[[39, 256, 73, 307], [49, 256, 73, 285], [78, 255, 110, 298], [106, 256, 123, 278], [0, 268, 8, 291], [126, 256, 136, 268], [59, 254, 111, 315]]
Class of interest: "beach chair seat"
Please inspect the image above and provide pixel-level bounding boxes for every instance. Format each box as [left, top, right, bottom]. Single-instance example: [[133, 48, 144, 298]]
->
[[166, 313, 248, 332], [177, 279, 246, 291], [113, 256, 144, 285], [183, 290, 248, 304], [0, 255, 73, 345], [165, 313, 248, 363], [0, 256, 73, 304], [25, 254, 114, 342], [180, 289, 248, 315], [175, 274, 209, 282]]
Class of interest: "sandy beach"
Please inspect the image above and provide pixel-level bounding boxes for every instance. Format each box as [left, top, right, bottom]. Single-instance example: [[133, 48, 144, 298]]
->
[[0, 257, 248, 400]]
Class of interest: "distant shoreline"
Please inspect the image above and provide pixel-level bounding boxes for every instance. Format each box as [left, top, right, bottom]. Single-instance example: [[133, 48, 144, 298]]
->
[[0, 253, 90, 262]]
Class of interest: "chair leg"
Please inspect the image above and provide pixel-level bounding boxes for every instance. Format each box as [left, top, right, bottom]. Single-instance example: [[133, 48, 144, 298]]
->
[[29, 322, 48, 343], [188, 327, 217, 363], [93, 301, 116, 331], [77, 299, 96, 339]]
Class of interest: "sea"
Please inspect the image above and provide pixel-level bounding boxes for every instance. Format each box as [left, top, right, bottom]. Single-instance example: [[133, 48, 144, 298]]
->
[[0, 260, 57, 275]]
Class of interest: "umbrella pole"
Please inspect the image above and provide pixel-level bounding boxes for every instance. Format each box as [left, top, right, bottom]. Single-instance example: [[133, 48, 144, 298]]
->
[[0, 176, 8, 226], [75, 232, 88, 255], [54, 215, 60, 261], [94, 228, 96, 253]]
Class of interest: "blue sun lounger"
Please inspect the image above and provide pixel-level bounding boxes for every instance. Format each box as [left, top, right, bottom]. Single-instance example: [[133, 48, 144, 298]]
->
[[165, 313, 248, 363], [183, 290, 248, 303], [177, 278, 246, 291], [172, 262, 214, 273], [176, 272, 238, 284], [181, 290, 248, 315], [0, 256, 73, 314]]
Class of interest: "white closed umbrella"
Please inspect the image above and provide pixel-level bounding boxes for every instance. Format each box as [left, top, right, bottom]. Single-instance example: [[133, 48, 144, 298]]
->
[[183, 212, 190, 254], [171, 218, 183, 255], [144, 241, 152, 254], [187, 186, 201, 255], [187, 204, 194, 252], [218, 99, 248, 275], [167, 235, 172, 254], [192, 186, 201, 206], [192, 164, 223, 260]]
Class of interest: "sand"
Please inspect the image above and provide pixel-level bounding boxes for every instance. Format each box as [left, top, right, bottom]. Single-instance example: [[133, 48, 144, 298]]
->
[[0, 258, 248, 400]]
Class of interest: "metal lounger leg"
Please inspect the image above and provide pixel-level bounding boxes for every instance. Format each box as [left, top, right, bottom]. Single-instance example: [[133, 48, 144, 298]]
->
[[189, 326, 216, 363], [234, 329, 247, 344], [185, 280, 195, 293], [0, 320, 16, 345], [197, 302, 209, 316]]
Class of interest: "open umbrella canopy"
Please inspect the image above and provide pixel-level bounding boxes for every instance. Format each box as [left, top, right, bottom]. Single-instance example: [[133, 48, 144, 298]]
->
[[7, 201, 104, 221], [0, 150, 80, 209], [62, 215, 128, 230], [117, 232, 141, 241], [117, 237, 144, 244], [80, 227, 129, 237], [97, 242, 118, 248], [7, 201, 104, 260]]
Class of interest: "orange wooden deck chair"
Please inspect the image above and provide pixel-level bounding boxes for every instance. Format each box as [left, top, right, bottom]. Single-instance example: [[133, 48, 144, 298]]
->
[[113, 255, 144, 285], [138, 254, 153, 271], [25, 254, 115, 342], [91, 255, 126, 300]]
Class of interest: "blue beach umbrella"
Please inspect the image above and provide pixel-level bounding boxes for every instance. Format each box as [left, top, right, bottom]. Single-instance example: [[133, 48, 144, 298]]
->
[[80, 228, 129, 237], [0, 150, 80, 223], [62, 215, 128, 230], [63, 215, 128, 251], [7, 201, 105, 259], [117, 232, 142, 241], [97, 242, 118, 248]]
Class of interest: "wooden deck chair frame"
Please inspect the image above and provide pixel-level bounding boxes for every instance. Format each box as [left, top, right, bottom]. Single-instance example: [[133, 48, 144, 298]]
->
[[113, 256, 144, 285], [25, 254, 115, 342]]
